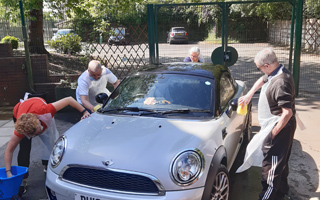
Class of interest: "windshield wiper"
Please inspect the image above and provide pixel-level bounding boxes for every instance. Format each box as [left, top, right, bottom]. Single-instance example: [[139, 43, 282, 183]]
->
[[160, 109, 211, 115], [101, 107, 159, 114], [101, 107, 210, 116]]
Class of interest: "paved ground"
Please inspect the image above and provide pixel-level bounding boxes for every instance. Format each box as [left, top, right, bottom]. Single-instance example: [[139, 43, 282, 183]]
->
[[230, 94, 320, 200], [0, 93, 319, 199]]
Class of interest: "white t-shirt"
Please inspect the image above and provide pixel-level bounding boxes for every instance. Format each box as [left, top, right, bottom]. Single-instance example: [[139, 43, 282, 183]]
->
[[76, 66, 118, 106]]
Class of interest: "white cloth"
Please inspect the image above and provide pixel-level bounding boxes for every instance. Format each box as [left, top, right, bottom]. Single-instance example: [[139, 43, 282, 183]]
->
[[76, 66, 118, 106], [236, 67, 284, 173], [34, 114, 59, 160]]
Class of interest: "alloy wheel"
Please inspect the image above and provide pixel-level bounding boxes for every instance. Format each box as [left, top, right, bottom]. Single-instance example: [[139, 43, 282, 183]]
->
[[210, 168, 229, 200]]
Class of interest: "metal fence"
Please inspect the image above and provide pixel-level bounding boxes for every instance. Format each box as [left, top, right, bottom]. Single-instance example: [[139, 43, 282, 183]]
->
[[0, 19, 55, 42], [0, 2, 319, 99], [0, 5, 150, 79], [152, 2, 319, 99]]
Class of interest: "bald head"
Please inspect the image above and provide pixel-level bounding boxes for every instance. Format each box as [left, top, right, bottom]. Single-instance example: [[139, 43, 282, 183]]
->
[[88, 60, 102, 73], [88, 60, 102, 80]]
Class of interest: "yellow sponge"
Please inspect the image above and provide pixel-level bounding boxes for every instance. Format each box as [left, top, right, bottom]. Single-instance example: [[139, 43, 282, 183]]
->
[[94, 105, 101, 112]]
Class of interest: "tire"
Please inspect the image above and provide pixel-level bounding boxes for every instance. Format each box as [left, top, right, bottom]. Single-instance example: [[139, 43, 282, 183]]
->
[[209, 165, 230, 200]]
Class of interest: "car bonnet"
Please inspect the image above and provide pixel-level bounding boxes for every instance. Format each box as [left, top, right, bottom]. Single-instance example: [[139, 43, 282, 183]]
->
[[56, 112, 222, 187]]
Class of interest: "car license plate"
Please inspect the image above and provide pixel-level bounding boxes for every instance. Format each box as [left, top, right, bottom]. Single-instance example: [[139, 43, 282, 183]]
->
[[176, 33, 182, 35], [75, 193, 109, 200]]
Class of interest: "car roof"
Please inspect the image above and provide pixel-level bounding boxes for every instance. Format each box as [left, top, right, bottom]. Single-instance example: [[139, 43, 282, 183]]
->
[[171, 27, 185, 29], [135, 62, 231, 80]]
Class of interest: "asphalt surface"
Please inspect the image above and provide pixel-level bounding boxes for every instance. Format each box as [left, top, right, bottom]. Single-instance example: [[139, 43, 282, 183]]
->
[[0, 94, 319, 200]]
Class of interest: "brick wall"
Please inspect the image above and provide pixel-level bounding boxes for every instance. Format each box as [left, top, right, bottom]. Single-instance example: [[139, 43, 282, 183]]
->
[[0, 43, 13, 57], [0, 52, 80, 106], [0, 57, 29, 105]]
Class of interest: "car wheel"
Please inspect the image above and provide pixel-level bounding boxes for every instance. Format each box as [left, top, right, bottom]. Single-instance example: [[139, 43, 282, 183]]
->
[[210, 165, 230, 200], [169, 40, 173, 45], [243, 103, 252, 145]]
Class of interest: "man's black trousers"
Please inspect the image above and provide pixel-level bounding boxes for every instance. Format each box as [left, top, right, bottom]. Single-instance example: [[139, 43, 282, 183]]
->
[[259, 117, 296, 200]]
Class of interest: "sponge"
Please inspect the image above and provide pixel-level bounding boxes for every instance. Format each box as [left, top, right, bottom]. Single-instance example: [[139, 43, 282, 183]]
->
[[94, 105, 101, 112]]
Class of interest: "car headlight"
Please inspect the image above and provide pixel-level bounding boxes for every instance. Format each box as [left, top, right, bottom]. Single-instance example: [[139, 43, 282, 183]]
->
[[170, 149, 204, 186], [50, 135, 66, 168]]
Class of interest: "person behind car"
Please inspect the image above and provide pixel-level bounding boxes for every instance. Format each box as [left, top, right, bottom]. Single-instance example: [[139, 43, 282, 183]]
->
[[5, 96, 90, 197], [183, 46, 204, 62], [236, 48, 296, 200], [76, 60, 120, 113]]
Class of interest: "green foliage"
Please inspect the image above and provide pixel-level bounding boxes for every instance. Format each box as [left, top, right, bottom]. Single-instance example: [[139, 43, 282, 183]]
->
[[48, 33, 82, 55], [305, 0, 320, 18], [1, 35, 19, 49], [73, 17, 112, 43], [79, 42, 95, 66]]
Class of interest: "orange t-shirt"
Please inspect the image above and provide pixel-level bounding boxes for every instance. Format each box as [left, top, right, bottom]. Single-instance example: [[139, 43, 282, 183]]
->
[[13, 97, 56, 138]]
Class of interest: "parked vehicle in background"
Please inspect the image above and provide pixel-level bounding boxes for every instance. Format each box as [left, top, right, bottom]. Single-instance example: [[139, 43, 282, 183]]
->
[[167, 27, 188, 44], [45, 62, 252, 200], [51, 29, 77, 41], [108, 27, 130, 45]]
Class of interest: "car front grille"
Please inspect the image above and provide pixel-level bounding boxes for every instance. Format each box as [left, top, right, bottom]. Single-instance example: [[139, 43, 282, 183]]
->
[[61, 166, 164, 195]]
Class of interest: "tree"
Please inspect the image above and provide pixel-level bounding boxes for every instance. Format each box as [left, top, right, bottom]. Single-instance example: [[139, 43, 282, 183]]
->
[[28, 0, 48, 54], [0, 0, 48, 54], [1, 0, 145, 54], [305, 0, 320, 18]]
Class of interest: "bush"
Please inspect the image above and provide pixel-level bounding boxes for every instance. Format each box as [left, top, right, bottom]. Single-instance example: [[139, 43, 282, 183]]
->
[[48, 33, 82, 55], [1, 36, 19, 49]]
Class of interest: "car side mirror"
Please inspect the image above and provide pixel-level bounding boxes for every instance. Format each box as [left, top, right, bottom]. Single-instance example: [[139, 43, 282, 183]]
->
[[225, 98, 238, 118], [229, 98, 238, 111], [95, 93, 109, 104]]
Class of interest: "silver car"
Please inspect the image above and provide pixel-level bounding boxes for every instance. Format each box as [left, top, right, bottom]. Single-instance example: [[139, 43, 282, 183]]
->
[[51, 29, 77, 41], [167, 27, 188, 44], [46, 62, 251, 200]]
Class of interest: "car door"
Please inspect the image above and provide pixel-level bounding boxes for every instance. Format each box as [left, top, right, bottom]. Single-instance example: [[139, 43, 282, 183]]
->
[[219, 73, 244, 169]]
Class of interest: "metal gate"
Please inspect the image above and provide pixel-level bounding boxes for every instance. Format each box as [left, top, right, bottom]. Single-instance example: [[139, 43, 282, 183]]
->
[[147, 0, 307, 96]]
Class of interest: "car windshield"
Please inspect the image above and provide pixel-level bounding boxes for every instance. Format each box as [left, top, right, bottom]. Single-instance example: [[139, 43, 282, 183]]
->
[[172, 28, 185, 32], [102, 73, 214, 117], [57, 30, 73, 35], [112, 28, 125, 36]]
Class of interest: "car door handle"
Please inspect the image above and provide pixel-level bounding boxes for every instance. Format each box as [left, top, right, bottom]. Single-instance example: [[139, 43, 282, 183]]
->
[[222, 127, 227, 139]]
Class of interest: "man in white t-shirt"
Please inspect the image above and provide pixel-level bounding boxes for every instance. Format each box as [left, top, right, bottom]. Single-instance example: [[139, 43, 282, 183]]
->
[[76, 60, 120, 113]]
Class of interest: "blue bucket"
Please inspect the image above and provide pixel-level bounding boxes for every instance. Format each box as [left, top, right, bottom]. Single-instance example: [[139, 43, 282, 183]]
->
[[0, 166, 28, 200]]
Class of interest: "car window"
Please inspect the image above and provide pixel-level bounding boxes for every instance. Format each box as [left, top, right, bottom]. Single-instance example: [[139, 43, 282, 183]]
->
[[57, 30, 71, 35], [172, 28, 185, 32], [219, 73, 235, 107], [103, 73, 214, 117]]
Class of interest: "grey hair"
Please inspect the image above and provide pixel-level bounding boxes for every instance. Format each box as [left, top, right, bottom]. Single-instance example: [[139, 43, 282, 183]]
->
[[254, 48, 278, 67], [189, 46, 200, 55]]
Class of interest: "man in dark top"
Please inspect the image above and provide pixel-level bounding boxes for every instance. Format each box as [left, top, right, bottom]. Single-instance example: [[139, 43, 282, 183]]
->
[[237, 48, 296, 200]]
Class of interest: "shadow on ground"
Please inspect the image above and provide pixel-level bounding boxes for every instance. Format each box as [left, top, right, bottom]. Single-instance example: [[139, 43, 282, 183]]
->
[[229, 125, 319, 200]]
